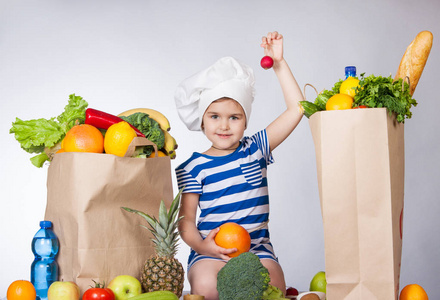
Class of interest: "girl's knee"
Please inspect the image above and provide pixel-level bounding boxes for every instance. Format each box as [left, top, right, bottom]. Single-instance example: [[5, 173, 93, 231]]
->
[[190, 277, 218, 300], [188, 260, 225, 299], [261, 259, 286, 294]]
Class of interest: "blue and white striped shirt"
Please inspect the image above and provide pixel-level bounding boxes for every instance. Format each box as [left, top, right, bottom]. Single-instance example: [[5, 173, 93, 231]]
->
[[176, 129, 278, 269]]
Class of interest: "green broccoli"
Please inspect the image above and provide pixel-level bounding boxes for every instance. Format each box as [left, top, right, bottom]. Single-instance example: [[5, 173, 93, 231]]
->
[[120, 112, 165, 157], [217, 252, 286, 300], [262, 285, 285, 299]]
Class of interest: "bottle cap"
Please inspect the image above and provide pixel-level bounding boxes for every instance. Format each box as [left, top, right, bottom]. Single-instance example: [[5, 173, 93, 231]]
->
[[345, 66, 356, 77], [40, 221, 53, 228]]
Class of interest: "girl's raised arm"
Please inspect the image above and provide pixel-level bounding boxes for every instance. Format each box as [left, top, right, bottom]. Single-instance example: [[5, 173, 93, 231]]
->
[[262, 32, 304, 151]]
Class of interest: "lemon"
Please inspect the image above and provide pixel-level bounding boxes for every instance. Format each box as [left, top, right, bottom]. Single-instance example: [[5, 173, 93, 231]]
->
[[104, 121, 137, 157], [326, 93, 353, 110], [310, 271, 327, 293], [339, 77, 360, 97]]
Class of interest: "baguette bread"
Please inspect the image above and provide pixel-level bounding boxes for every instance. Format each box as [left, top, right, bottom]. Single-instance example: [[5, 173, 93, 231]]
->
[[394, 30, 433, 95]]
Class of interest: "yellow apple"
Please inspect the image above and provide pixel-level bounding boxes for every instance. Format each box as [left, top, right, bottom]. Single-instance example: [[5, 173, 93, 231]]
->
[[48, 281, 80, 300]]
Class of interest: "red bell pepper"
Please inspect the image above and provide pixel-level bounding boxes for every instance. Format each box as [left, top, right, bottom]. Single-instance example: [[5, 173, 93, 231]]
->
[[85, 108, 145, 137]]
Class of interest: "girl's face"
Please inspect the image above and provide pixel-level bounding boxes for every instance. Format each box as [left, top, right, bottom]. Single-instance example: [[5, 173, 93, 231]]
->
[[202, 98, 246, 151]]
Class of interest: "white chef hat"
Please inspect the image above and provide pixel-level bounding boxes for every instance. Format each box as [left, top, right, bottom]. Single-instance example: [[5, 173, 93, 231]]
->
[[175, 56, 255, 131]]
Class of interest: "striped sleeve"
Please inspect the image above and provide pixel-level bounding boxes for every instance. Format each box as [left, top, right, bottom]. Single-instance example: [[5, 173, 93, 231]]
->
[[251, 129, 274, 165], [175, 166, 202, 194]]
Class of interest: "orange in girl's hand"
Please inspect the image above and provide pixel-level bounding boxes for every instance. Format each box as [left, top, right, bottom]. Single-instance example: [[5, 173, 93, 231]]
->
[[214, 222, 251, 257], [7, 280, 36, 300], [63, 124, 104, 153]]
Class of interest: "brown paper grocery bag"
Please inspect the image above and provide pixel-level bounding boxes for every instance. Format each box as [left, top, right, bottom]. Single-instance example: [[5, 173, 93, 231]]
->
[[44, 137, 173, 294], [309, 108, 404, 300]]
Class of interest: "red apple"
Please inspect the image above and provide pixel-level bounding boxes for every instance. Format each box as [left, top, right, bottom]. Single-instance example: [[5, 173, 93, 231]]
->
[[286, 286, 299, 296], [260, 56, 274, 69]]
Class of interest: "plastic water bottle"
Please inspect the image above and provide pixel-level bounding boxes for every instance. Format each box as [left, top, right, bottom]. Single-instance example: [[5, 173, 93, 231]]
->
[[345, 66, 356, 78], [31, 221, 59, 300]]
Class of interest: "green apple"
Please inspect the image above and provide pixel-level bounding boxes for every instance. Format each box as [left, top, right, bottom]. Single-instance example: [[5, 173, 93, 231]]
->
[[47, 281, 80, 300], [309, 271, 327, 293], [108, 275, 142, 300]]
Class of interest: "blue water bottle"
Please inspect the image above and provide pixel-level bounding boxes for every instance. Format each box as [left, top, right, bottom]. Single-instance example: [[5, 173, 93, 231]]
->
[[345, 66, 356, 78], [31, 221, 59, 300]]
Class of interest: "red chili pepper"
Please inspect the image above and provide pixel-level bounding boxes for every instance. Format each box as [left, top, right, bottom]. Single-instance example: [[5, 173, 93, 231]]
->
[[353, 105, 368, 109], [85, 108, 145, 137]]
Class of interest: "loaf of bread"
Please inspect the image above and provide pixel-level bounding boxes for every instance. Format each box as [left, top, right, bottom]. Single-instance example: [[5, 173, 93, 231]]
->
[[394, 30, 433, 95]]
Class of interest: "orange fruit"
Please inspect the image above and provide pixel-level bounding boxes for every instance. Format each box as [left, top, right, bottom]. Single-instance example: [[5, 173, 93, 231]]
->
[[326, 93, 353, 110], [148, 150, 167, 158], [400, 284, 428, 300], [104, 121, 137, 157], [63, 124, 104, 153], [214, 222, 251, 258], [7, 280, 36, 300]]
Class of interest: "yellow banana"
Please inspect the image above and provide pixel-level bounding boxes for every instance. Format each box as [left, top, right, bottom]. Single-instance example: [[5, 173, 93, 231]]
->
[[168, 151, 176, 159], [118, 108, 171, 132], [162, 131, 178, 156], [160, 148, 176, 159]]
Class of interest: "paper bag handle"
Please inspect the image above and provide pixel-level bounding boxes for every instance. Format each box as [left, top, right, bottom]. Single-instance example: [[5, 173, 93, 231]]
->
[[402, 76, 411, 92], [124, 137, 158, 158], [303, 83, 319, 101]]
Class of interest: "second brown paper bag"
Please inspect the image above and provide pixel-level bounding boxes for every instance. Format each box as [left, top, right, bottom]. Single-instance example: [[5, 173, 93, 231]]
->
[[309, 108, 404, 300], [45, 137, 174, 294]]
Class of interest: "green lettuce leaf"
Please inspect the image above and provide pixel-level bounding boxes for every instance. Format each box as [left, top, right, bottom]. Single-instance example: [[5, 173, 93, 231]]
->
[[30, 153, 50, 168], [10, 117, 63, 153], [57, 94, 89, 133], [9, 93, 88, 167]]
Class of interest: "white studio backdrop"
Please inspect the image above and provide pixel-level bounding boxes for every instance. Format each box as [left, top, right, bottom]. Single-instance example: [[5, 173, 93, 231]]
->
[[1, 0, 439, 298]]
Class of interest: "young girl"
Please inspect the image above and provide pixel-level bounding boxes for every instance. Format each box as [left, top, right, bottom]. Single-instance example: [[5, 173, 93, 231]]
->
[[174, 31, 303, 299]]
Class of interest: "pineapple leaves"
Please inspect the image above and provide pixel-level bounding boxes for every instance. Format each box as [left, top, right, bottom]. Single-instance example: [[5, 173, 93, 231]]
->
[[158, 201, 169, 232], [121, 207, 156, 228], [121, 188, 184, 256], [168, 188, 183, 224]]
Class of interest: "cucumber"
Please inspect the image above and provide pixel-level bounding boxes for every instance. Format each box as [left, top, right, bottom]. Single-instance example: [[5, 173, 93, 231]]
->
[[127, 290, 179, 300], [299, 101, 321, 118]]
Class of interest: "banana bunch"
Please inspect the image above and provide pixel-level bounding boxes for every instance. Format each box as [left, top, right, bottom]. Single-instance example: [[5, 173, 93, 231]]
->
[[118, 108, 178, 159]]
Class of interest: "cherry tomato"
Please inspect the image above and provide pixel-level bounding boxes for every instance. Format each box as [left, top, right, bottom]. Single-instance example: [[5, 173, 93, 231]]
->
[[82, 281, 115, 300]]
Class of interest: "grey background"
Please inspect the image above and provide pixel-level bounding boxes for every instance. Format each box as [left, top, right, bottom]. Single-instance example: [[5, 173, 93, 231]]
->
[[1, 0, 439, 298]]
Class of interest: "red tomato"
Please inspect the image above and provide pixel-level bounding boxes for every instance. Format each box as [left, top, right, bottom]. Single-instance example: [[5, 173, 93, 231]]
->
[[353, 105, 368, 109], [82, 281, 115, 300]]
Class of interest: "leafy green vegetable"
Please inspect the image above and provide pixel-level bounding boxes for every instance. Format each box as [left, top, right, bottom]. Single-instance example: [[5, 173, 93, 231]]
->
[[354, 73, 417, 122], [120, 112, 165, 157], [300, 73, 417, 122], [9, 94, 88, 167], [57, 94, 88, 132], [217, 252, 271, 300]]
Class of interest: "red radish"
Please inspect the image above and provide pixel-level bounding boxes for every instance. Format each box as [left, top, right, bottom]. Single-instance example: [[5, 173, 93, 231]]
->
[[286, 287, 299, 296], [260, 56, 274, 69]]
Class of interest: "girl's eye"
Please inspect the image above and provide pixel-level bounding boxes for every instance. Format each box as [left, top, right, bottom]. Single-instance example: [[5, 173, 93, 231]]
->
[[230, 116, 239, 120], [210, 115, 219, 119]]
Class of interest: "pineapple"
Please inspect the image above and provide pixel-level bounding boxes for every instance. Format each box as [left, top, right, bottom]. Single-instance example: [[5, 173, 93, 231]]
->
[[122, 189, 185, 298]]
